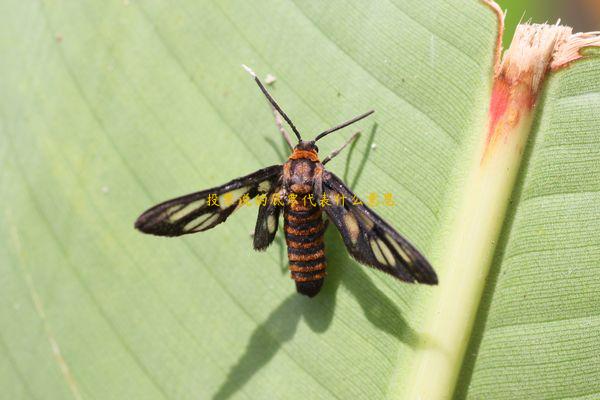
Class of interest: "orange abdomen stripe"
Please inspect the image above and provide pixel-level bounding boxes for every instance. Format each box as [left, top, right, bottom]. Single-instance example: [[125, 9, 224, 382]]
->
[[284, 202, 326, 284]]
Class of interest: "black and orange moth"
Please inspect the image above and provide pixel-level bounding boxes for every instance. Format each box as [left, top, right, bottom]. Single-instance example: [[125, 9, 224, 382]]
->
[[135, 66, 438, 297]]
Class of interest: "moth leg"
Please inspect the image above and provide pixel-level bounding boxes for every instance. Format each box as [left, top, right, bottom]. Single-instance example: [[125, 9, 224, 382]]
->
[[278, 188, 289, 204], [322, 131, 361, 165], [269, 103, 294, 149]]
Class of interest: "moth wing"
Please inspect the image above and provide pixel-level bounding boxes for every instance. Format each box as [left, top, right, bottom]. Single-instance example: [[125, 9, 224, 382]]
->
[[252, 185, 283, 251], [322, 171, 437, 284], [135, 165, 282, 237]]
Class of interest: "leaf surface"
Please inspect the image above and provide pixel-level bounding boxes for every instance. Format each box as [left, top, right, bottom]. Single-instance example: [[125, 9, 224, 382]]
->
[[0, 1, 597, 399]]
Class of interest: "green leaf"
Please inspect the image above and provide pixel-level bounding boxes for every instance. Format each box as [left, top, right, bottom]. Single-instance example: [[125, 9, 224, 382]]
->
[[456, 55, 600, 399], [0, 1, 597, 400]]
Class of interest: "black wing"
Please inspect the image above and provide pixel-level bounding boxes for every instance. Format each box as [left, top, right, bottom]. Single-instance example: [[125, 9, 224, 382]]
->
[[322, 171, 437, 284], [252, 182, 283, 251], [135, 165, 282, 237]]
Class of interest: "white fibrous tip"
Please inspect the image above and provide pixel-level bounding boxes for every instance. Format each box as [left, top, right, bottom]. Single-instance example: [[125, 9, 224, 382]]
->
[[265, 73, 277, 85], [500, 24, 572, 93], [551, 30, 600, 70], [497, 20, 600, 83], [241, 64, 256, 77]]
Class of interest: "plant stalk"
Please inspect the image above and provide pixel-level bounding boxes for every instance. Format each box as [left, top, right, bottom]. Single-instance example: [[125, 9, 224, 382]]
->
[[399, 16, 600, 399]]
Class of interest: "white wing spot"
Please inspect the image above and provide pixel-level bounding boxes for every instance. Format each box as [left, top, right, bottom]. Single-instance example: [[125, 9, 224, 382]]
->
[[370, 239, 387, 265], [169, 199, 206, 221], [184, 217, 204, 232], [358, 213, 375, 229], [219, 187, 248, 209], [184, 213, 219, 232], [386, 234, 411, 263], [267, 215, 277, 233], [258, 180, 271, 193], [344, 213, 360, 245], [378, 240, 396, 266], [196, 213, 220, 231]]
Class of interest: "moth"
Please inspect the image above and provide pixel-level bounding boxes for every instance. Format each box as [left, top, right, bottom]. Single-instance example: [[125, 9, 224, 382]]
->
[[135, 65, 438, 297]]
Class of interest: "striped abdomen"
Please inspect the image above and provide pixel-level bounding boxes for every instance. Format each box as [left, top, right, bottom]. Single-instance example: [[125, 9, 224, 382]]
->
[[284, 200, 326, 297]]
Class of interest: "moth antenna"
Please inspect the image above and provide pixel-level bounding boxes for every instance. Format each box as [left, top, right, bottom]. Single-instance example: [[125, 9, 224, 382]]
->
[[269, 103, 294, 149], [314, 110, 374, 142], [242, 64, 302, 141], [322, 131, 361, 165]]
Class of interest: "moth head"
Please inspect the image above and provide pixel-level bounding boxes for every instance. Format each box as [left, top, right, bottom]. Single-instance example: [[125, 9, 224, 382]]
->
[[295, 140, 319, 153]]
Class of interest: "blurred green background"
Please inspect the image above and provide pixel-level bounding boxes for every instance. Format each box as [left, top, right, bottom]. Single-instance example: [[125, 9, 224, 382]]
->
[[498, 0, 600, 43]]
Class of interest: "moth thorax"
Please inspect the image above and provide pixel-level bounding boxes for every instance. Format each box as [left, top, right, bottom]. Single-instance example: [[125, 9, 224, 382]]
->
[[287, 159, 317, 194]]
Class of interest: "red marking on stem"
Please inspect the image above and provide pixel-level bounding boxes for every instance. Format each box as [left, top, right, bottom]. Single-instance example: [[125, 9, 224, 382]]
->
[[482, 75, 535, 163], [486, 78, 510, 147]]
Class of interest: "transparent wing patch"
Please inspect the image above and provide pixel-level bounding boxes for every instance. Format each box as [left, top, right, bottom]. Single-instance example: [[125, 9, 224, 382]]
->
[[135, 165, 282, 237], [322, 171, 437, 284], [252, 185, 283, 251]]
